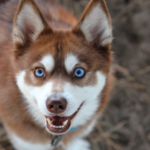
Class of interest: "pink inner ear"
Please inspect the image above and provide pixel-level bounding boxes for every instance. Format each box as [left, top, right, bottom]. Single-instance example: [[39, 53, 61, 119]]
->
[[21, 20, 36, 44], [24, 21, 35, 37], [90, 25, 99, 38], [89, 25, 103, 46]]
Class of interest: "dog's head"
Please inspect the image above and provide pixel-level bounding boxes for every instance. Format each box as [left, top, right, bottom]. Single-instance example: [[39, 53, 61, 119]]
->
[[13, 0, 112, 135]]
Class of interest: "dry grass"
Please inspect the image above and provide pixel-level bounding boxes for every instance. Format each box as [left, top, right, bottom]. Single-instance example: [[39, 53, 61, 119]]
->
[[0, 0, 150, 150]]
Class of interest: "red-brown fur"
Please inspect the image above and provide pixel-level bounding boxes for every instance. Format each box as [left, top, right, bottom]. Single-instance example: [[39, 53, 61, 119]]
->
[[0, 0, 113, 149]]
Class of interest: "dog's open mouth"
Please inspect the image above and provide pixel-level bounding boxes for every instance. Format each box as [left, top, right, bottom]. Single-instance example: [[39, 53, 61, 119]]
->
[[45, 103, 83, 134]]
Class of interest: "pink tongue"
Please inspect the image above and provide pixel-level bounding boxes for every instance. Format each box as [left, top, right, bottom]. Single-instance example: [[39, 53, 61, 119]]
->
[[50, 116, 68, 126]]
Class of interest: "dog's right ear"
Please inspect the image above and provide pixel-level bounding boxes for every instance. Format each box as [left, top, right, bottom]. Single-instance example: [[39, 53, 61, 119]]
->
[[13, 0, 51, 48]]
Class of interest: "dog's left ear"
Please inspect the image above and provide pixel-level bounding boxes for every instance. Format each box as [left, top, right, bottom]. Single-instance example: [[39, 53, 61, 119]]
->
[[73, 0, 112, 48], [13, 0, 50, 48]]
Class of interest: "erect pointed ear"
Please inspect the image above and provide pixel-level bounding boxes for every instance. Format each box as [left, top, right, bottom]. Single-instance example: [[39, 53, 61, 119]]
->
[[13, 0, 51, 47], [73, 0, 112, 48]]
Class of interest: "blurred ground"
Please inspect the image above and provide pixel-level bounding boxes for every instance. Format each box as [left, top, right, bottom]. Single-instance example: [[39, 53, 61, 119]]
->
[[0, 0, 150, 150]]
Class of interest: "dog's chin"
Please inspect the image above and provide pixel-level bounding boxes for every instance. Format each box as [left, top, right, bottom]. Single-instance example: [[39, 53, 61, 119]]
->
[[45, 103, 83, 135]]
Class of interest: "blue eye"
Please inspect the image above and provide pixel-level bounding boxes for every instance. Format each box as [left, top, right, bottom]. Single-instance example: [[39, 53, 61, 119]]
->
[[74, 68, 85, 78], [35, 68, 44, 77]]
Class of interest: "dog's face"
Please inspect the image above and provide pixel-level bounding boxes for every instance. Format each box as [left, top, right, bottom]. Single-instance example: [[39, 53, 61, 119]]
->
[[13, 0, 112, 135]]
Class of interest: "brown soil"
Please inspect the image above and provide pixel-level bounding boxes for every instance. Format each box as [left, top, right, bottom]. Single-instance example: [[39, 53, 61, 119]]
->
[[0, 0, 150, 150]]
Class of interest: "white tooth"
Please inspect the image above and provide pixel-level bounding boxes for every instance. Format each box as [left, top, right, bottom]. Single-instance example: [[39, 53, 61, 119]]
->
[[63, 120, 68, 126], [50, 124, 53, 127], [46, 118, 51, 124], [61, 126, 64, 128], [59, 126, 61, 128]]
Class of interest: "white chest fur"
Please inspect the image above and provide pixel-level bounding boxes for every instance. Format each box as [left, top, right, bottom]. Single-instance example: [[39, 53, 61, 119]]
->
[[9, 132, 53, 150]]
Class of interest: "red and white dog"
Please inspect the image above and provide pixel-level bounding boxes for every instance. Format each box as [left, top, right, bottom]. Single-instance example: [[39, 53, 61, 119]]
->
[[0, 0, 113, 149]]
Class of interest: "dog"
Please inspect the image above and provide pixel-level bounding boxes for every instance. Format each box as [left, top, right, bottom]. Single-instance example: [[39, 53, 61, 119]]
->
[[0, 0, 113, 149]]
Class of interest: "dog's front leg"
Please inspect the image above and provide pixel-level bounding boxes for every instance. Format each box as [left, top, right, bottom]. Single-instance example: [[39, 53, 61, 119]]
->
[[64, 138, 91, 150], [54, 146, 63, 150]]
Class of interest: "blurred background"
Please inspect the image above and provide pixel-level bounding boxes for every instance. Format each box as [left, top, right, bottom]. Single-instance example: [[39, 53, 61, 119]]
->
[[0, 0, 150, 150]]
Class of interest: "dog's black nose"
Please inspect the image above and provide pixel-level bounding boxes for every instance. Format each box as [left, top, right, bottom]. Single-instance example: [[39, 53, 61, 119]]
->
[[46, 95, 67, 114]]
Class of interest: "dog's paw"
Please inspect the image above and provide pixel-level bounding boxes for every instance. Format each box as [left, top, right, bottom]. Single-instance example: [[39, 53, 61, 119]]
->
[[65, 139, 91, 150]]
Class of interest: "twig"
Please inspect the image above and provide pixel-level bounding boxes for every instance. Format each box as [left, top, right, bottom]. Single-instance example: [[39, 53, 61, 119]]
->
[[113, 0, 138, 23], [139, 1, 150, 9], [99, 126, 125, 150], [107, 121, 127, 133], [134, 66, 150, 77], [113, 64, 147, 90], [127, 133, 136, 150], [114, 80, 146, 90], [113, 64, 136, 81], [138, 125, 150, 150], [140, 91, 150, 104], [0, 145, 5, 150]]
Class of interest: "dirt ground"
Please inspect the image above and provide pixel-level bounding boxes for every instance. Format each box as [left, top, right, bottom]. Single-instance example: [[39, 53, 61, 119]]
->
[[0, 0, 150, 150]]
